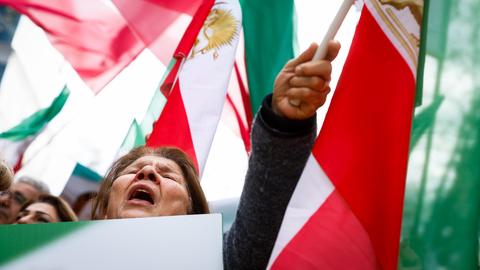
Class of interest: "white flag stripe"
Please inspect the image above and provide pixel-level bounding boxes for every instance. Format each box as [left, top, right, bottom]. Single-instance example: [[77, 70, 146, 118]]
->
[[267, 154, 335, 268], [0, 137, 33, 167], [179, 0, 241, 173]]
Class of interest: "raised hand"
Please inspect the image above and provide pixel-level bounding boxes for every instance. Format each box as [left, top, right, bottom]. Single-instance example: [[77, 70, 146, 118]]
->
[[272, 40, 340, 120]]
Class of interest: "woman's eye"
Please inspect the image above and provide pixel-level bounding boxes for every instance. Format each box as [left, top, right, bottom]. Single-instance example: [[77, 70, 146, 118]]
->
[[163, 175, 176, 181], [123, 169, 137, 175], [37, 218, 50, 223]]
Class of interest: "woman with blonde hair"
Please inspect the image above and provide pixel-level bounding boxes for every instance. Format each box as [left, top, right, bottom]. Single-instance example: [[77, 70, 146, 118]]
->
[[0, 158, 13, 191]]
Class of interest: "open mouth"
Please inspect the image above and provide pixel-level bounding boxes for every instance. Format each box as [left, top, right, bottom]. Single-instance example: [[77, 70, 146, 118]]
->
[[128, 188, 155, 205]]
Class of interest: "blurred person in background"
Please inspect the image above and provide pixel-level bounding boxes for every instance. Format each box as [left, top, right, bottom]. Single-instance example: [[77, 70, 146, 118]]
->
[[0, 176, 50, 224], [15, 194, 78, 224]]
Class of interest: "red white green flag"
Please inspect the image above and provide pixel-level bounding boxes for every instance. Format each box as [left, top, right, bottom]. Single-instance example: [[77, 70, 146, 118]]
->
[[110, 0, 250, 155], [146, 0, 242, 173], [0, 87, 69, 171], [268, 1, 424, 269]]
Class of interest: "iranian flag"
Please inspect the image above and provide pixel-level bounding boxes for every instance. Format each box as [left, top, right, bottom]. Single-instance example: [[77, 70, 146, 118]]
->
[[147, 0, 242, 173], [113, 0, 250, 155], [268, 0, 424, 269], [0, 87, 69, 170]]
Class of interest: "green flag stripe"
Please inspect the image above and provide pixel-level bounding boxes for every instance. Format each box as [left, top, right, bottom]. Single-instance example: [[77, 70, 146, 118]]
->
[[241, 0, 296, 114], [0, 87, 70, 142], [119, 119, 146, 156], [401, 0, 480, 268], [409, 95, 444, 151], [72, 163, 102, 183], [0, 221, 88, 266], [138, 59, 176, 138], [119, 59, 176, 154]]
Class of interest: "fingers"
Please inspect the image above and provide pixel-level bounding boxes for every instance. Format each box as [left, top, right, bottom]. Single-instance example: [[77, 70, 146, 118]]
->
[[289, 75, 328, 90], [285, 43, 318, 68], [285, 40, 340, 69], [294, 61, 332, 80], [286, 87, 330, 102], [285, 86, 331, 117], [325, 40, 341, 61]]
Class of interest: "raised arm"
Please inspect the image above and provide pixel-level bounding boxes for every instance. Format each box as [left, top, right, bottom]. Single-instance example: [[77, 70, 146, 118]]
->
[[223, 41, 340, 270]]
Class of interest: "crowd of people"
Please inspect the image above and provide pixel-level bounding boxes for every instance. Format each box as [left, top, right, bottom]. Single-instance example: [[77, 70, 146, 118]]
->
[[0, 41, 340, 269]]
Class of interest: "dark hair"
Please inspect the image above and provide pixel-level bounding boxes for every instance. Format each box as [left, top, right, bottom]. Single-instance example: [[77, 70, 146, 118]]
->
[[20, 194, 78, 222], [91, 146, 209, 219]]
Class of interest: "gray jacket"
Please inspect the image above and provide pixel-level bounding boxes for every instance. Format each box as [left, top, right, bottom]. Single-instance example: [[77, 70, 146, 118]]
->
[[223, 95, 317, 270]]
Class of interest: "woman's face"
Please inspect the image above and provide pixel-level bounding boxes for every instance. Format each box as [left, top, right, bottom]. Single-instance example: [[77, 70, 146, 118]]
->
[[16, 202, 59, 224], [105, 155, 191, 219]]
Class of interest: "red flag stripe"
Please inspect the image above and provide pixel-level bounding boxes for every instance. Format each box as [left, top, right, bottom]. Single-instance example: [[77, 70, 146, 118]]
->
[[271, 189, 378, 270], [315, 7, 415, 269], [147, 0, 241, 175], [226, 94, 251, 152], [234, 62, 253, 131], [146, 0, 216, 168], [146, 82, 198, 169], [269, 3, 418, 269], [173, 0, 215, 59]]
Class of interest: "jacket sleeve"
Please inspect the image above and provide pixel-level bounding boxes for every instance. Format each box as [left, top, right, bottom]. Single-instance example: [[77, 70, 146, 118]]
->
[[223, 94, 317, 270]]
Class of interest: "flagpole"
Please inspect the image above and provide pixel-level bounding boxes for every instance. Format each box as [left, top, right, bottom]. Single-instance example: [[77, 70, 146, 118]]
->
[[289, 0, 355, 107], [312, 0, 355, 61]]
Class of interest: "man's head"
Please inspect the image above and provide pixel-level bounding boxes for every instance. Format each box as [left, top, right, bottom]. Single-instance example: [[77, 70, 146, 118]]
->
[[0, 176, 50, 224]]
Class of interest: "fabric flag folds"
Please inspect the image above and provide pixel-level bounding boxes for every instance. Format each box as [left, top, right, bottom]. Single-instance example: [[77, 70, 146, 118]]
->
[[0, 87, 69, 170], [268, 1, 424, 269], [112, 0, 251, 155], [112, 0, 203, 65], [400, 0, 480, 268], [0, 0, 144, 93], [146, 0, 241, 173], [222, 0, 295, 153]]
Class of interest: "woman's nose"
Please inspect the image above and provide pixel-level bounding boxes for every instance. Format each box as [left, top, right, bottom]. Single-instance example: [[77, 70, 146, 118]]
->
[[135, 166, 159, 183], [17, 215, 33, 224]]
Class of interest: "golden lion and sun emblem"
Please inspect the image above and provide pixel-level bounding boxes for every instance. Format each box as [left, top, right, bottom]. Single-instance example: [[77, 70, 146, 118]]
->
[[379, 0, 423, 25], [190, 3, 239, 60], [372, 0, 424, 68]]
